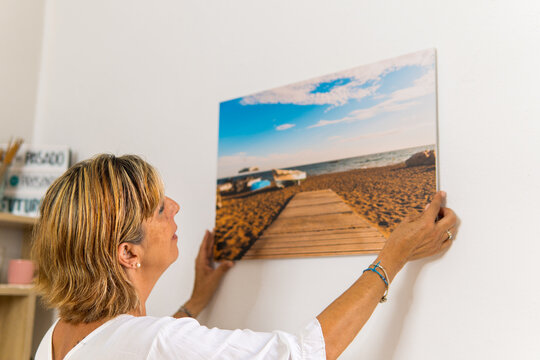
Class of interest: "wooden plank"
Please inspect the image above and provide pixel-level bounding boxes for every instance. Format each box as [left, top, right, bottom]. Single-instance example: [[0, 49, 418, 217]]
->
[[0, 212, 37, 228], [263, 213, 374, 233], [289, 189, 334, 199], [0, 284, 35, 296], [249, 237, 385, 250], [243, 248, 384, 260], [256, 228, 385, 241], [244, 189, 386, 259], [249, 240, 385, 252], [250, 231, 385, 247], [279, 203, 352, 217], [0, 293, 36, 360], [286, 200, 343, 208]]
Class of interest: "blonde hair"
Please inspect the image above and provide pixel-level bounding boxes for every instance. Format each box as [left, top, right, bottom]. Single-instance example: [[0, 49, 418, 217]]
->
[[31, 154, 164, 323]]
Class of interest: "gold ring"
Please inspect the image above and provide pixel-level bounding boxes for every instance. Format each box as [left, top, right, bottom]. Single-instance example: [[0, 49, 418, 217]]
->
[[446, 230, 454, 241]]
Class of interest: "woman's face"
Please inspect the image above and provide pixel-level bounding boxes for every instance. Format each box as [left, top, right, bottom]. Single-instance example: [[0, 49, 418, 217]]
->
[[140, 196, 180, 272]]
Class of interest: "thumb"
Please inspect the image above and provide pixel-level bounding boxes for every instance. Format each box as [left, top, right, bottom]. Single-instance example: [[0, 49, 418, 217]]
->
[[424, 191, 446, 220]]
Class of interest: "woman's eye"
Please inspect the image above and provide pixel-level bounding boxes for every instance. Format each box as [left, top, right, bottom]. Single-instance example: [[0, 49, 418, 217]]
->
[[159, 204, 165, 214]]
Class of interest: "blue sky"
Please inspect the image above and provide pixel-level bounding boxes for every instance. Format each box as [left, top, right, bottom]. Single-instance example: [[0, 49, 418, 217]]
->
[[218, 49, 437, 178]]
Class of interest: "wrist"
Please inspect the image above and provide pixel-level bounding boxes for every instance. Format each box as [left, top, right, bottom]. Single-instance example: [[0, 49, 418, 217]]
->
[[182, 298, 205, 318], [375, 244, 408, 283]]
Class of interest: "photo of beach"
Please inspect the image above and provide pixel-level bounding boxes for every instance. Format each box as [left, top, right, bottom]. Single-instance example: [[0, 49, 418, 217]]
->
[[215, 49, 438, 261]]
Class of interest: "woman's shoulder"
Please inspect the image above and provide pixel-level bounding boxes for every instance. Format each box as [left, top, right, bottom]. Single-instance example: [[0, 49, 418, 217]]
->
[[87, 315, 199, 359], [35, 315, 197, 360], [117, 314, 195, 327], [100, 314, 197, 338]]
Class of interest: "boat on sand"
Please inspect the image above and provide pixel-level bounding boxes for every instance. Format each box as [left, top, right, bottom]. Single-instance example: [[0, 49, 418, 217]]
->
[[249, 179, 271, 191], [272, 169, 306, 188], [238, 166, 259, 173], [217, 182, 233, 193]]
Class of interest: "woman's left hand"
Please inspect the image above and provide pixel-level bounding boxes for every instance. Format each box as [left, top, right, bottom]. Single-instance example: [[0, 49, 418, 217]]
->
[[181, 230, 234, 318]]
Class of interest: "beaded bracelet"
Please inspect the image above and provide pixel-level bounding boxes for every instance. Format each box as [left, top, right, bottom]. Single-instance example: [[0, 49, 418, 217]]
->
[[363, 261, 389, 303], [178, 305, 194, 318]]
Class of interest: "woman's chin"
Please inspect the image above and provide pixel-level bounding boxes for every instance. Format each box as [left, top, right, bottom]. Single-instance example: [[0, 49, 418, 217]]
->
[[171, 246, 179, 263]]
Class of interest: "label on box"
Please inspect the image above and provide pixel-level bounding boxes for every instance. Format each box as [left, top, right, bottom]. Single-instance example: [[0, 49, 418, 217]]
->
[[4, 145, 70, 172], [0, 194, 42, 217], [3, 170, 61, 194], [1, 145, 70, 217]]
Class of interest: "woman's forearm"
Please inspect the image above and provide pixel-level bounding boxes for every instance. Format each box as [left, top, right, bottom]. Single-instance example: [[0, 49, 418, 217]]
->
[[316, 191, 455, 359], [173, 299, 204, 319], [316, 246, 407, 360]]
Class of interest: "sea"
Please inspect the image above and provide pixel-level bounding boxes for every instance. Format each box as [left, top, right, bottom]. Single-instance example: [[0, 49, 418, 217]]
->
[[218, 144, 436, 184]]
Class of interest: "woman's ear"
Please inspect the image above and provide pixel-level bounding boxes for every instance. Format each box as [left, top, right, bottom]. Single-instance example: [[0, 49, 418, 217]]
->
[[118, 243, 142, 269]]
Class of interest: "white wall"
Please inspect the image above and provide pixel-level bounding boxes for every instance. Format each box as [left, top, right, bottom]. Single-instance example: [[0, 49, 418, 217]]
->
[[28, 0, 540, 358], [0, 0, 45, 275], [0, 0, 51, 355], [0, 0, 45, 280], [0, 0, 44, 141]]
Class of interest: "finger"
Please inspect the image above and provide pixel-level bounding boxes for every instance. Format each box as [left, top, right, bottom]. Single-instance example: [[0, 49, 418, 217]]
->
[[199, 230, 209, 252], [204, 232, 215, 266], [196, 231, 209, 260], [442, 226, 457, 243], [206, 230, 214, 258], [435, 207, 457, 234], [423, 191, 446, 220], [439, 238, 453, 253], [196, 231, 213, 267]]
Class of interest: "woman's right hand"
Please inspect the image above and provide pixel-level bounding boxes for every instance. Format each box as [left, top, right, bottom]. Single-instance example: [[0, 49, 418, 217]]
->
[[383, 191, 457, 267], [318, 191, 457, 360], [180, 230, 234, 318]]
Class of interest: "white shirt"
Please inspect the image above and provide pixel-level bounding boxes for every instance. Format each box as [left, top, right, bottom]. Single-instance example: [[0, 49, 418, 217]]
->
[[35, 315, 326, 360]]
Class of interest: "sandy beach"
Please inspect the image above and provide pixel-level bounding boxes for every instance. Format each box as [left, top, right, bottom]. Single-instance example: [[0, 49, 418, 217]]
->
[[214, 163, 436, 260]]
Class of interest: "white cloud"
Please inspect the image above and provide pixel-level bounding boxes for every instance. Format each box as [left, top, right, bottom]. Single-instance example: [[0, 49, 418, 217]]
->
[[241, 82, 378, 107], [308, 67, 435, 129], [328, 120, 433, 145], [276, 124, 295, 131], [239, 49, 435, 107], [386, 68, 435, 103], [309, 118, 349, 128]]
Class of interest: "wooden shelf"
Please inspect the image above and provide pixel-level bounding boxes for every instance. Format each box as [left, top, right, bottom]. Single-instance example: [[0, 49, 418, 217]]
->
[[0, 286, 37, 360], [0, 212, 37, 228], [0, 284, 36, 296], [0, 214, 38, 358], [0, 212, 39, 358]]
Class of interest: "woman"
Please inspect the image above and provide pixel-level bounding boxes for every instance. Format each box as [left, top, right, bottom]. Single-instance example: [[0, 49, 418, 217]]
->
[[33, 154, 457, 360]]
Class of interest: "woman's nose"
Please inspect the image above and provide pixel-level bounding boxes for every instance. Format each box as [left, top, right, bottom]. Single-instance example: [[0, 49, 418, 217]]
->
[[168, 197, 180, 215]]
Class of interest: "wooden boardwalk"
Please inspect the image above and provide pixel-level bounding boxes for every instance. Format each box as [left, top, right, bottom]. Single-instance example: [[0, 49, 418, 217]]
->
[[243, 189, 386, 259]]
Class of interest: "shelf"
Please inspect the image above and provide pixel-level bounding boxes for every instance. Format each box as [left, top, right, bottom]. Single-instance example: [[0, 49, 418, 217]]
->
[[0, 212, 39, 359], [0, 212, 37, 228], [0, 285, 37, 359], [0, 284, 36, 296]]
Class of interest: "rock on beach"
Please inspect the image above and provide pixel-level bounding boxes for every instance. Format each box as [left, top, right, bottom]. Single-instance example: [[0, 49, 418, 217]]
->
[[405, 150, 436, 167]]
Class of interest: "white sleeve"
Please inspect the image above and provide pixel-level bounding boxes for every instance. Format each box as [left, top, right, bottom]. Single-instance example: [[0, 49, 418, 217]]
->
[[149, 317, 326, 360]]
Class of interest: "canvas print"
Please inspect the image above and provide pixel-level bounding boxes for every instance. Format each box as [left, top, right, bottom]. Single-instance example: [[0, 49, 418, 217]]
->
[[215, 49, 437, 261]]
